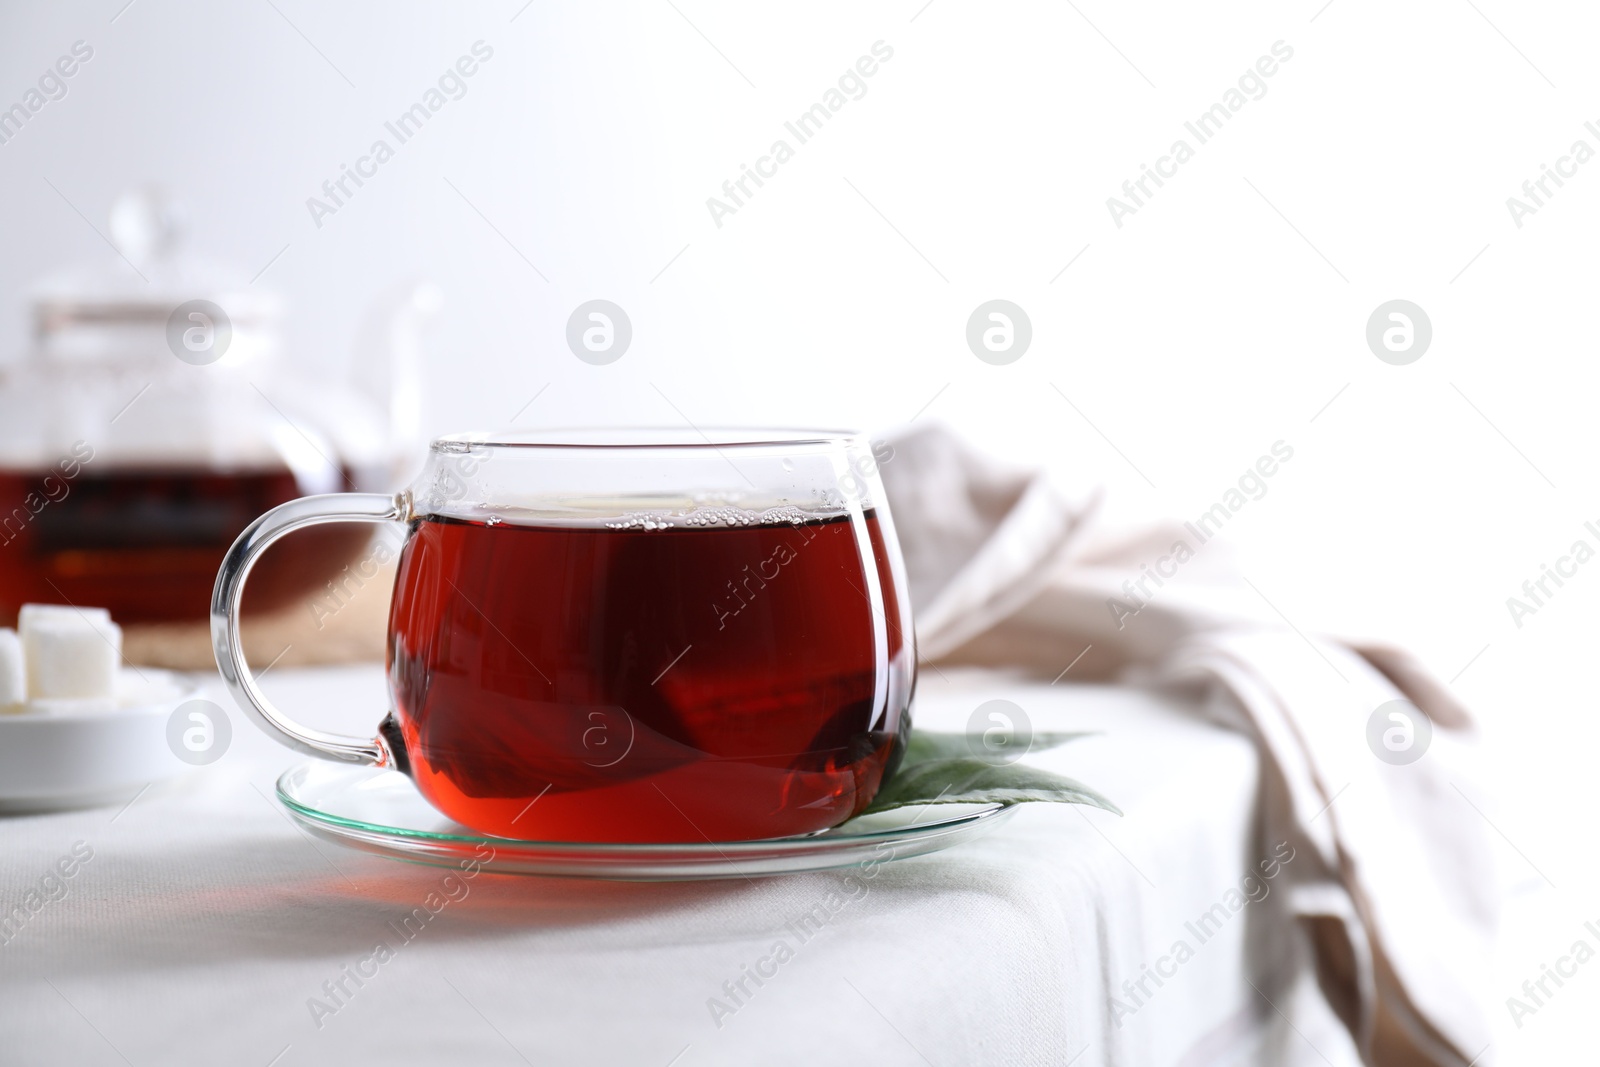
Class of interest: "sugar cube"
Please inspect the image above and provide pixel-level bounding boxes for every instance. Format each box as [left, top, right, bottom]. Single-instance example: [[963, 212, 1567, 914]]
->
[[21, 607, 121, 700], [18, 604, 111, 639], [0, 628, 22, 712]]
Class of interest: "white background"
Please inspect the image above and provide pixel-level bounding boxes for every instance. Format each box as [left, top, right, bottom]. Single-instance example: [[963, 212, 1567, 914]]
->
[[0, 1, 1594, 1060]]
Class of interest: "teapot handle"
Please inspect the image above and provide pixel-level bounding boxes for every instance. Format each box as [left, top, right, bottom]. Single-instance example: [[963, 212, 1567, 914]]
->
[[210, 492, 408, 766]]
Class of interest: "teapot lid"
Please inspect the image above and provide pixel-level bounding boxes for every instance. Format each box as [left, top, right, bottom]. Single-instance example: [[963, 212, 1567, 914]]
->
[[30, 188, 280, 339]]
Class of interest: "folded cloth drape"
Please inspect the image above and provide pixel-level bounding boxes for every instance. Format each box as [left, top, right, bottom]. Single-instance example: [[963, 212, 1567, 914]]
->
[[877, 422, 1496, 1067]]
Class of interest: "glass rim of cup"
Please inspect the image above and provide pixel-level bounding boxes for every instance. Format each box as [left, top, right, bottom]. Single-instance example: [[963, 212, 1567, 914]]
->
[[430, 426, 866, 453]]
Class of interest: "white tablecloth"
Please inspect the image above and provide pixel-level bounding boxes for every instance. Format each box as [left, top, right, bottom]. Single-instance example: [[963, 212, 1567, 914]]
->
[[0, 666, 1360, 1066]]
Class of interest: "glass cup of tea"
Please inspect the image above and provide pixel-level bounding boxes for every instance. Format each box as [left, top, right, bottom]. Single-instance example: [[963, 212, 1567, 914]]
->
[[212, 428, 916, 843]]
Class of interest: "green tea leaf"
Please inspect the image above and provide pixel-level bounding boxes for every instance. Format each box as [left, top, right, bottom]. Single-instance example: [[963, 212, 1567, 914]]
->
[[863, 755, 1122, 817]]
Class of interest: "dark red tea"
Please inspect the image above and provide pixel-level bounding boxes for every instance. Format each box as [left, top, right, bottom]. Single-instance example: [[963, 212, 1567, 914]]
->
[[384, 509, 913, 842]]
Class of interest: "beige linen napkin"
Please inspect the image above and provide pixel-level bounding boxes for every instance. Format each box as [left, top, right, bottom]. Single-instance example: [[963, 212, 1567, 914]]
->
[[878, 422, 1496, 1067]]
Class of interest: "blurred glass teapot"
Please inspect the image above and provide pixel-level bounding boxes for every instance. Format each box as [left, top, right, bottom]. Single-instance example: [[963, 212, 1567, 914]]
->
[[0, 188, 439, 624]]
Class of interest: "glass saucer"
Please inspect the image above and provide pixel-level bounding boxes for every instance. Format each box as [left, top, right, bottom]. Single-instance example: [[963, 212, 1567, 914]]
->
[[277, 761, 1016, 881]]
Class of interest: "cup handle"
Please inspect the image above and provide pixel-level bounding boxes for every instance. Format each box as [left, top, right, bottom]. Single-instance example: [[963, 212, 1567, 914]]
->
[[210, 492, 408, 766]]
